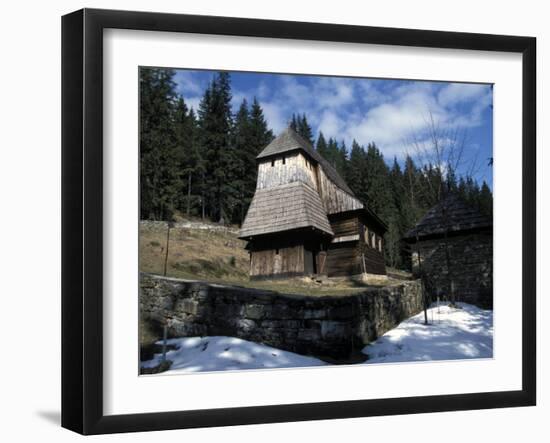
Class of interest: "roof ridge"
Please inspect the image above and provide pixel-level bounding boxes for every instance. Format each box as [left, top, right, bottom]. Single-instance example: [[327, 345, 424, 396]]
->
[[403, 193, 492, 240]]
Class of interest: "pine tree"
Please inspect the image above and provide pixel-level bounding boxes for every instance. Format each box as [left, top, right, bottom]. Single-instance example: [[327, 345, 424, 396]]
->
[[335, 140, 348, 179], [478, 181, 493, 216], [387, 157, 405, 268], [327, 138, 340, 168], [289, 113, 298, 132], [198, 72, 236, 223], [297, 113, 314, 145], [174, 97, 202, 217], [316, 132, 328, 157], [249, 98, 274, 149], [363, 143, 395, 221], [346, 140, 367, 200], [231, 99, 250, 223], [385, 216, 402, 268], [139, 67, 180, 221], [246, 98, 274, 217], [229, 97, 274, 224]]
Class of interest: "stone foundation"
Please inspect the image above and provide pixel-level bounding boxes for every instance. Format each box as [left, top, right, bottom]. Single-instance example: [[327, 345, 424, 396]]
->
[[140, 273, 423, 360]]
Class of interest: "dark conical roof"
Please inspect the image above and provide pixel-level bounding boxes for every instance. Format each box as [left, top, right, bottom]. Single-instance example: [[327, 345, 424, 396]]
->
[[256, 127, 354, 196], [403, 194, 492, 241]]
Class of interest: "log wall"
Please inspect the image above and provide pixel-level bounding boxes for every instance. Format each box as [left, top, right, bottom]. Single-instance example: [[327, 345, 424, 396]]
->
[[326, 242, 362, 277], [317, 166, 364, 214], [330, 215, 359, 237], [326, 214, 387, 277], [250, 245, 304, 278]]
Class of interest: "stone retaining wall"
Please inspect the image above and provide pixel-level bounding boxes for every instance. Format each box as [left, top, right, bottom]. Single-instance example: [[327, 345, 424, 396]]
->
[[140, 273, 423, 360]]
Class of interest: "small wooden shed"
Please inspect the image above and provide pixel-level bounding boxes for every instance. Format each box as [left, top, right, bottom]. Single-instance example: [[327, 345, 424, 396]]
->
[[239, 127, 387, 281], [402, 194, 493, 308]]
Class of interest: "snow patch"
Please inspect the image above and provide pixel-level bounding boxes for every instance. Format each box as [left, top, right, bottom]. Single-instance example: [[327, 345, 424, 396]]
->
[[141, 336, 327, 374], [363, 302, 493, 364], [141, 302, 493, 374]]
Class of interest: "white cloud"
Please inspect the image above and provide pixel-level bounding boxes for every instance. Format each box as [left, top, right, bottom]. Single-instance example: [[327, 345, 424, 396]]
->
[[437, 83, 491, 108], [317, 110, 345, 139], [325, 81, 492, 160], [279, 76, 312, 109], [256, 81, 270, 100], [175, 71, 491, 166], [313, 77, 355, 107], [260, 101, 287, 133], [338, 83, 445, 156], [174, 70, 204, 96], [355, 84, 387, 107]]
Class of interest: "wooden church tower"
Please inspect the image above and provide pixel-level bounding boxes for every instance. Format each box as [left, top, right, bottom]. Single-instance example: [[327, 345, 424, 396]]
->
[[239, 127, 387, 280]]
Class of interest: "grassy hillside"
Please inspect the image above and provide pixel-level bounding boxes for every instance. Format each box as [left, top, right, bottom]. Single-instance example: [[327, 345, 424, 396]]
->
[[139, 219, 404, 296], [140, 221, 249, 281]]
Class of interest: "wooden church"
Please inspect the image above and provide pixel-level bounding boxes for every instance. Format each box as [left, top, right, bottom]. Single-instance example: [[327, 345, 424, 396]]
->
[[239, 127, 387, 281]]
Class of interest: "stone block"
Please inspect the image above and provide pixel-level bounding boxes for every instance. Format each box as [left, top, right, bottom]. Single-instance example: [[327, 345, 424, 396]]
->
[[297, 328, 322, 342], [178, 299, 200, 315], [303, 309, 326, 319], [245, 304, 264, 320], [236, 318, 256, 333], [320, 320, 349, 338]]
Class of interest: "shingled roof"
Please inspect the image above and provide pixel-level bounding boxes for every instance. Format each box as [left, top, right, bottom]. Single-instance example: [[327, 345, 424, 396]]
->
[[403, 194, 492, 241], [256, 127, 355, 196], [238, 181, 334, 239]]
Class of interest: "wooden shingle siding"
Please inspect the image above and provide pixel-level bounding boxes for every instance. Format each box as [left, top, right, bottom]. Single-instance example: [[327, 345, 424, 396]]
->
[[239, 181, 333, 238]]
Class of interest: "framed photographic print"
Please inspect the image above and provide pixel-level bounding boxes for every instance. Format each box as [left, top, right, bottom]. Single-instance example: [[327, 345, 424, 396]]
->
[[62, 8, 536, 435]]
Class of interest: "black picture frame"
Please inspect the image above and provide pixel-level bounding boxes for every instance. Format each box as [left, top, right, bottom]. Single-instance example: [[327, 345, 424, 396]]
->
[[62, 8, 536, 435]]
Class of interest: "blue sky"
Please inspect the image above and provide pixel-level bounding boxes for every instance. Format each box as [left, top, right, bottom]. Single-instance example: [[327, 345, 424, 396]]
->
[[174, 69, 493, 186]]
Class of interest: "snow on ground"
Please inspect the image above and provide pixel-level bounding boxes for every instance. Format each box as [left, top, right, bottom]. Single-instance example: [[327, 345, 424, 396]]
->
[[363, 302, 493, 363], [141, 336, 327, 374], [141, 302, 492, 374]]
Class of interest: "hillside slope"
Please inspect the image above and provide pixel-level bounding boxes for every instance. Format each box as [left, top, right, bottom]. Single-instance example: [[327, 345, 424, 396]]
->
[[139, 219, 398, 296]]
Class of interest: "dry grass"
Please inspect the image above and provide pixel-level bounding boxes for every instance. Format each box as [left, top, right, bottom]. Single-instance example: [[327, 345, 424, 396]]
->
[[139, 221, 396, 297], [140, 223, 250, 281]]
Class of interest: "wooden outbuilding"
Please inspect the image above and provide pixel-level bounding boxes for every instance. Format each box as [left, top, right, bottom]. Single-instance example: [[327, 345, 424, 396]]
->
[[402, 194, 493, 308], [239, 127, 387, 281]]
